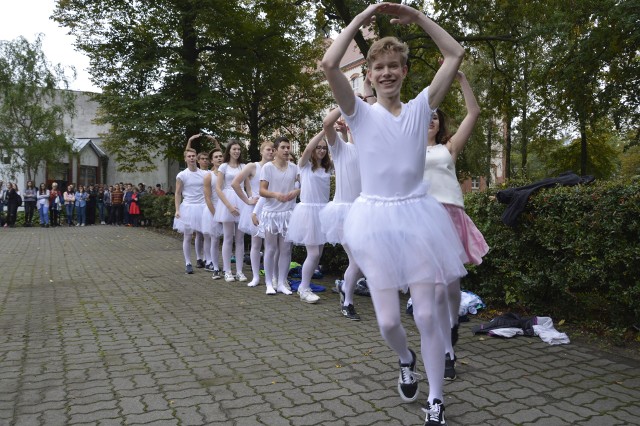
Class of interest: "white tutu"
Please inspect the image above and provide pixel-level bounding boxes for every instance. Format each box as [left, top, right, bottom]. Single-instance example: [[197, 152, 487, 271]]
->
[[286, 203, 327, 245], [173, 203, 206, 233], [259, 210, 292, 236], [213, 189, 242, 223], [344, 184, 468, 292], [201, 206, 222, 237], [319, 201, 352, 245], [238, 201, 263, 238]]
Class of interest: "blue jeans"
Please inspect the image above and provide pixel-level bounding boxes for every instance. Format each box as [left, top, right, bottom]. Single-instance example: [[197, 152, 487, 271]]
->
[[76, 205, 86, 225], [97, 202, 106, 222], [38, 204, 49, 225], [65, 204, 74, 224]]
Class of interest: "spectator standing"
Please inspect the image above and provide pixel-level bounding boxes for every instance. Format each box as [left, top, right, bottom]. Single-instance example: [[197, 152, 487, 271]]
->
[[110, 184, 124, 225], [49, 182, 61, 227], [86, 184, 97, 225], [5, 183, 21, 228], [23, 181, 37, 227], [75, 185, 88, 226]]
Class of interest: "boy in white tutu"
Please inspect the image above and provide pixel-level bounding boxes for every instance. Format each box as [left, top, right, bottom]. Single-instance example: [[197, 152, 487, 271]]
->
[[424, 71, 489, 381], [259, 137, 300, 296], [286, 130, 333, 304], [186, 133, 213, 269], [173, 147, 208, 274], [231, 141, 275, 287], [322, 3, 467, 425], [202, 147, 224, 279]]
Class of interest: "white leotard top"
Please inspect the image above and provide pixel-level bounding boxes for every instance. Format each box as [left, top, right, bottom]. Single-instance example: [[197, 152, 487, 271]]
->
[[218, 163, 245, 191], [423, 144, 464, 208], [176, 168, 207, 204], [260, 162, 298, 212], [298, 162, 330, 204], [329, 134, 361, 203]]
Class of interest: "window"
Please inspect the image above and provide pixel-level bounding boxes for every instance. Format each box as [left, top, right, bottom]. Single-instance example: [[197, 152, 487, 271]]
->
[[2, 155, 9, 165], [79, 165, 97, 187], [471, 177, 480, 191]]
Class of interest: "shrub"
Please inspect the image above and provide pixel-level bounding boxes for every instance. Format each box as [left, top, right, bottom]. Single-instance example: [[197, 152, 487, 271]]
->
[[464, 178, 639, 328]]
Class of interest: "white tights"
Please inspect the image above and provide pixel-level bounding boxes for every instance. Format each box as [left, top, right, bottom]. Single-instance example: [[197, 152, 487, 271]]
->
[[222, 222, 244, 274], [445, 278, 461, 357], [342, 244, 362, 306], [264, 232, 291, 286], [249, 235, 263, 284], [369, 282, 449, 404], [194, 232, 203, 260], [203, 234, 220, 270], [182, 232, 193, 265], [298, 244, 323, 292]]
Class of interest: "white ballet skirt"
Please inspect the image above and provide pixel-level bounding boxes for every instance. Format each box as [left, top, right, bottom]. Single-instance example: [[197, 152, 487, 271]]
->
[[173, 202, 206, 233], [258, 162, 297, 237], [343, 182, 469, 292], [213, 163, 245, 223], [319, 202, 352, 245], [201, 206, 222, 237]]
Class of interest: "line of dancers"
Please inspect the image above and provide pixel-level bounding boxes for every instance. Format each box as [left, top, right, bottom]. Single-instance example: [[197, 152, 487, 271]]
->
[[173, 3, 488, 425]]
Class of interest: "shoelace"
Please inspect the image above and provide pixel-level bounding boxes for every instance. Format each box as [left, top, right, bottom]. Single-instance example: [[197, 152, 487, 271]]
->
[[399, 365, 422, 384], [422, 402, 441, 422]]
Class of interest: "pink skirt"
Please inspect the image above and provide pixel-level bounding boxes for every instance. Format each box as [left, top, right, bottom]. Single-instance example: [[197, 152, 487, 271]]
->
[[443, 204, 489, 265]]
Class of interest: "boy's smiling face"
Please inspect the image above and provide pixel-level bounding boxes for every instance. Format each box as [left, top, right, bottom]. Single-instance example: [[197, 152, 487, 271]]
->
[[367, 51, 408, 98]]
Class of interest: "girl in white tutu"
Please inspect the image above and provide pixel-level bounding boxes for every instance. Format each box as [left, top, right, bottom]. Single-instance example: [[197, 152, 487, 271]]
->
[[259, 137, 300, 296], [173, 146, 208, 274], [322, 4, 467, 424], [232, 141, 274, 287], [286, 131, 333, 304], [214, 140, 247, 282], [424, 70, 489, 380], [202, 147, 224, 279]]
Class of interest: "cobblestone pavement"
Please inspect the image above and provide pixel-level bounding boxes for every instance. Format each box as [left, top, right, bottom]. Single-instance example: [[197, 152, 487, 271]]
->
[[1, 226, 639, 426]]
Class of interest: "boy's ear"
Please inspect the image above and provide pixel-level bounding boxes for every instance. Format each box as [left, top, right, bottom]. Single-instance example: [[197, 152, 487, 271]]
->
[[402, 64, 408, 77]]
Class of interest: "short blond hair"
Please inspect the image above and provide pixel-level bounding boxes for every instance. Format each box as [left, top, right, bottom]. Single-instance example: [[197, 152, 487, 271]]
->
[[184, 148, 197, 157], [366, 36, 409, 67]]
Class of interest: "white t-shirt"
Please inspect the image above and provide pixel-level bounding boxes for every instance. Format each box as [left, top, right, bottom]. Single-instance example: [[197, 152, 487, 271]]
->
[[341, 87, 435, 198], [260, 162, 298, 212], [218, 163, 244, 191], [298, 162, 330, 204], [424, 144, 464, 208], [329, 134, 361, 203], [248, 162, 263, 199], [176, 168, 207, 204]]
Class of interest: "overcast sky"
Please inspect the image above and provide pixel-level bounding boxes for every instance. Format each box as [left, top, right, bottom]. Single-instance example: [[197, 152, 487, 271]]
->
[[0, 0, 98, 92]]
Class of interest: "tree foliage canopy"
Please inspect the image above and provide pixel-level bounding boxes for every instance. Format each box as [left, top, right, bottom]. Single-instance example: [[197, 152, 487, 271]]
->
[[0, 35, 76, 182]]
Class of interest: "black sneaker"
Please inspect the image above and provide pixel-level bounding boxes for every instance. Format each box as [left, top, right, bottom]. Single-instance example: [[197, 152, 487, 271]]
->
[[196, 259, 205, 268], [398, 348, 420, 402], [204, 262, 214, 272], [423, 398, 446, 425], [444, 353, 456, 381], [341, 304, 361, 321], [185, 264, 194, 274], [211, 270, 222, 280]]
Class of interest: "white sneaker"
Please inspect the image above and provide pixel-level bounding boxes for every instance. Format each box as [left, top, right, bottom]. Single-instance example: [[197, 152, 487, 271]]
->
[[247, 279, 259, 287], [298, 288, 319, 304], [276, 282, 292, 295], [265, 285, 276, 295], [235, 272, 248, 282], [224, 272, 235, 282]]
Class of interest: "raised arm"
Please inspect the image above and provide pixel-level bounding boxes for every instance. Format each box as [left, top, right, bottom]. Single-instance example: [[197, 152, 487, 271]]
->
[[298, 130, 325, 168], [231, 163, 257, 205], [205, 135, 222, 152], [323, 108, 343, 146], [448, 71, 480, 162], [322, 4, 382, 116], [185, 133, 200, 151]]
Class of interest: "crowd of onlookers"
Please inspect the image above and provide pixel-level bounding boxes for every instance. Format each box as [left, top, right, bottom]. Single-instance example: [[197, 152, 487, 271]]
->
[[0, 180, 171, 228]]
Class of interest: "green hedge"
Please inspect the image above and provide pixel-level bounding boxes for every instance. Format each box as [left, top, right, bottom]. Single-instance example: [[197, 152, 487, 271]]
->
[[464, 179, 639, 328]]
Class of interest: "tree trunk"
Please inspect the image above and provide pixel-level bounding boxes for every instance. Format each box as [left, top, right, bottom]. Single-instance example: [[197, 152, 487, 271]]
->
[[580, 118, 587, 175], [179, 5, 202, 153]]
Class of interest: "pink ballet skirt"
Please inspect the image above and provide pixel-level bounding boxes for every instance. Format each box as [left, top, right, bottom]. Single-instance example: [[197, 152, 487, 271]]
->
[[319, 201, 352, 245], [343, 183, 468, 292], [173, 202, 205, 233], [238, 198, 263, 238], [213, 189, 242, 223], [200, 205, 222, 237], [442, 204, 489, 265], [286, 202, 327, 246]]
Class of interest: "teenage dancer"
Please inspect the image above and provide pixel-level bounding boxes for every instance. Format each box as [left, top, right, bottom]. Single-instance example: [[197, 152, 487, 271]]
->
[[286, 131, 332, 304], [424, 70, 489, 380], [231, 141, 275, 287], [259, 137, 299, 296], [322, 3, 467, 425], [214, 140, 247, 282], [202, 147, 224, 279], [173, 147, 208, 274]]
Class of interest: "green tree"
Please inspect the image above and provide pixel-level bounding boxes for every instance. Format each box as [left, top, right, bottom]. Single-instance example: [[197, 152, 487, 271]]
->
[[54, 0, 330, 168], [0, 35, 76, 182]]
